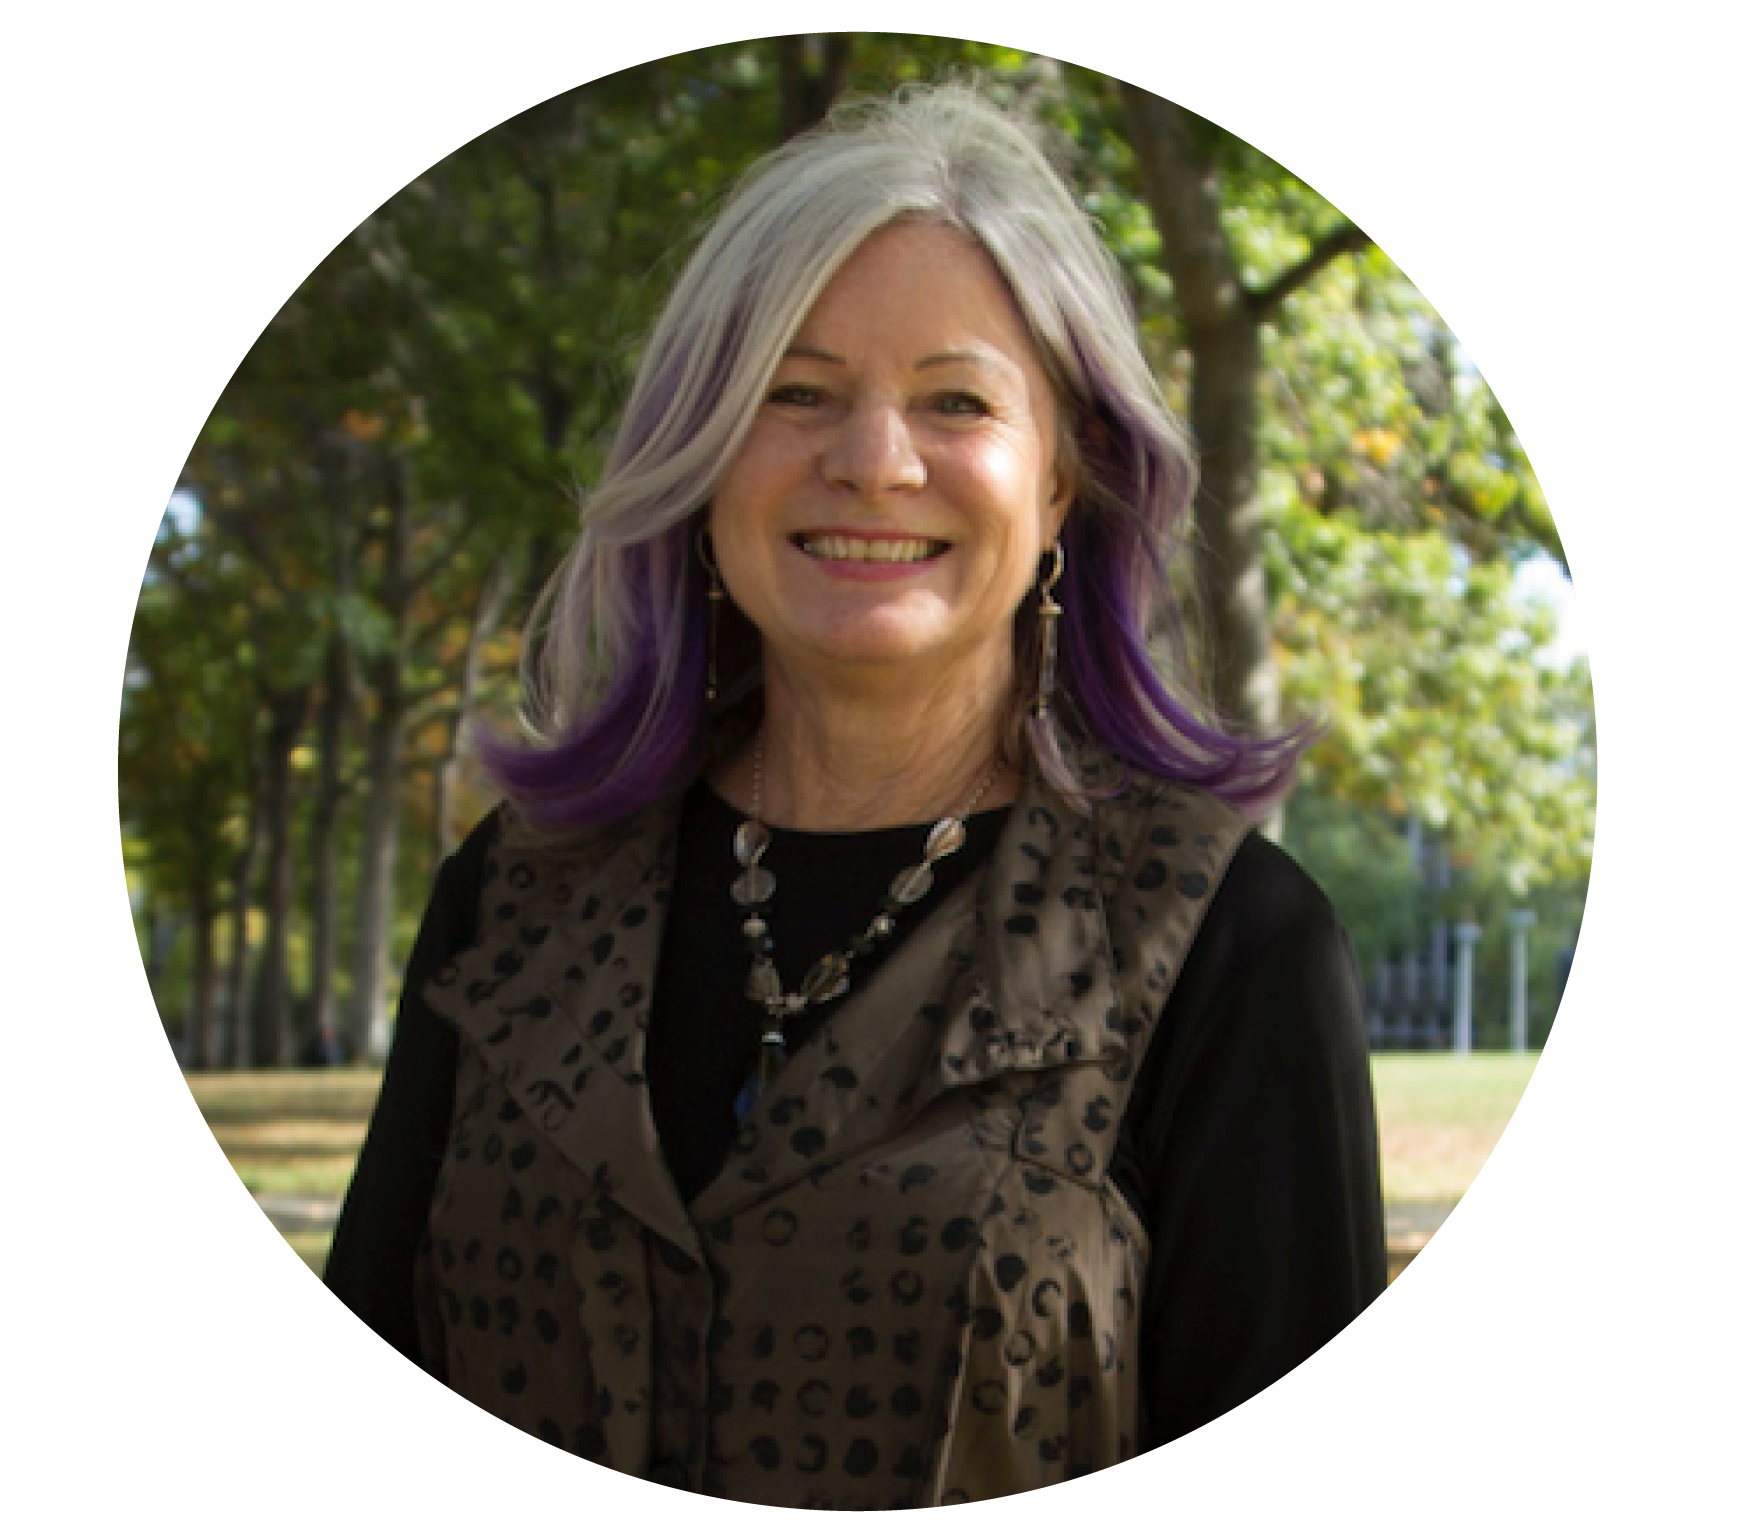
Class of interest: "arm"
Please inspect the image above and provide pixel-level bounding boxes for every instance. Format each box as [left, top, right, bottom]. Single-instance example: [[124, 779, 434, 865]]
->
[[321, 812, 498, 1364], [1122, 834, 1386, 1447]]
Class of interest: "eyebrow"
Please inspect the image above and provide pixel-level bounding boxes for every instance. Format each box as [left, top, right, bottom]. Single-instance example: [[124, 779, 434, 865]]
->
[[781, 344, 1014, 376]]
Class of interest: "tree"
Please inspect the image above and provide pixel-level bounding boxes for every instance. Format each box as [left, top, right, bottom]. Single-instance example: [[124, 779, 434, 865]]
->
[[122, 512, 259, 1066]]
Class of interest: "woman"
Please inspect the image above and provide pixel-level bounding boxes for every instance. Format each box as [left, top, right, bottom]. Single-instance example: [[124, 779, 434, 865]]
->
[[325, 83, 1383, 1508]]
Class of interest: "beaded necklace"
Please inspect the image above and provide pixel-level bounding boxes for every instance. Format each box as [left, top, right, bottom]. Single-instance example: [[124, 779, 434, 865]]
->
[[729, 732, 1002, 1116]]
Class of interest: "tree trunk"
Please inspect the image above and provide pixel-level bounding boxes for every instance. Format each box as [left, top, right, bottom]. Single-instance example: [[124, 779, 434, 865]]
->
[[306, 635, 349, 1059], [1117, 84, 1279, 739], [435, 553, 515, 859], [309, 434, 360, 1064], [346, 452, 412, 1065], [349, 661, 405, 1065], [1189, 320, 1280, 731], [252, 685, 309, 1067], [778, 33, 853, 139], [1118, 87, 1369, 735], [186, 876, 218, 1071], [225, 762, 265, 1069], [141, 900, 183, 1053]]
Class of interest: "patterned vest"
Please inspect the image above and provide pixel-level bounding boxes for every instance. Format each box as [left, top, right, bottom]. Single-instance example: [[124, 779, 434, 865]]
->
[[415, 765, 1249, 1507]]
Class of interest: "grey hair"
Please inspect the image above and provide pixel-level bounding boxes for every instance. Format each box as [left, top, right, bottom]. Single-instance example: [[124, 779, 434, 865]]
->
[[528, 81, 1183, 719], [492, 79, 1299, 829]]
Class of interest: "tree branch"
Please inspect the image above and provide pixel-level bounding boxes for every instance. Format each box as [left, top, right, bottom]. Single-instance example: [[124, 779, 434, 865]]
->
[[410, 512, 478, 593], [1249, 222, 1372, 316]]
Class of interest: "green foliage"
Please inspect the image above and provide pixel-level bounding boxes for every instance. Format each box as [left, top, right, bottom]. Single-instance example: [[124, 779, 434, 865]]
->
[[1279, 786, 1424, 971], [1260, 248, 1558, 558], [1269, 499, 1594, 894], [1283, 784, 1586, 1054], [313, 590, 396, 662]]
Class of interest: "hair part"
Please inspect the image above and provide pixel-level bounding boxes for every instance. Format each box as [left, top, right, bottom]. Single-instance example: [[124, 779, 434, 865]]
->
[[480, 80, 1311, 832]]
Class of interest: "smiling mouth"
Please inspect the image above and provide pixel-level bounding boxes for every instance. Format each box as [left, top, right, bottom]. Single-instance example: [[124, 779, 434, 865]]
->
[[793, 534, 950, 563]]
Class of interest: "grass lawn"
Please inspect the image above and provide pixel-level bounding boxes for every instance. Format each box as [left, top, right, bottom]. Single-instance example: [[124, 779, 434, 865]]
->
[[1369, 1053, 1538, 1203], [187, 1053, 1540, 1281], [189, 1070, 378, 1211]]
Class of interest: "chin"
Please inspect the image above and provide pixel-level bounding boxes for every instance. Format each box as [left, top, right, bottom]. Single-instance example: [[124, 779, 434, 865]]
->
[[789, 619, 956, 673]]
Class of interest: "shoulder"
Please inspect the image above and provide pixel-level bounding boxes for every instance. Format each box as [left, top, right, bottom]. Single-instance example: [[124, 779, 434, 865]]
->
[[1168, 826, 1364, 1057], [417, 805, 510, 943], [1099, 770, 1335, 936], [1208, 830, 1346, 960], [399, 806, 512, 1000], [439, 804, 508, 893], [1092, 773, 1256, 902], [1096, 773, 1343, 976]]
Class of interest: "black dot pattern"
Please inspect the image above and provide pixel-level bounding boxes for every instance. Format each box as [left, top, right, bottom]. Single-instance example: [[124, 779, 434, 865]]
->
[[417, 769, 1248, 1505]]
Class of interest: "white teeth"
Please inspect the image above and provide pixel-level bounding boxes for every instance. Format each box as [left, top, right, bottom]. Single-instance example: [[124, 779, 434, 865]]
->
[[799, 535, 943, 563]]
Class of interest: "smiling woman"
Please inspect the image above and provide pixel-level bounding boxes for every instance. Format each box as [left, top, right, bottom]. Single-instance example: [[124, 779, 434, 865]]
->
[[708, 220, 1072, 816], [323, 81, 1384, 1507]]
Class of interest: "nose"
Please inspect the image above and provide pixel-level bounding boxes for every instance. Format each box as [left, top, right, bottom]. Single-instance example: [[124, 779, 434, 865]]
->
[[821, 400, 926, 497]]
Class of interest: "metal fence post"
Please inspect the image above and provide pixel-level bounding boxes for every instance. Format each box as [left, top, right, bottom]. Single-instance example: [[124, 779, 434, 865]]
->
[[1509, 908, 1535, 1052], [1453, 921, 1481, 1055]]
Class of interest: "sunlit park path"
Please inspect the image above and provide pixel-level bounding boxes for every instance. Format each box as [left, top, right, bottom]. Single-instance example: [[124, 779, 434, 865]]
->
[[186, 1054, 1539, 1283]]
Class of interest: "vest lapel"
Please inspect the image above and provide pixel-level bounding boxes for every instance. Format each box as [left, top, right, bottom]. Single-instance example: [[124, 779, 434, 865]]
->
[[422, 798, 704, 1257]]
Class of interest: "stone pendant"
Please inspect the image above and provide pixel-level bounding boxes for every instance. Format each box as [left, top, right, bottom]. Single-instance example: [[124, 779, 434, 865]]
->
[[889, 862, 936, 906], [735, 1029, 790, 1123], [801, 950, 851, 1005], [746, 957, 783, 1005], [734, 819, 770, 867], [732, 864, 776, 906]]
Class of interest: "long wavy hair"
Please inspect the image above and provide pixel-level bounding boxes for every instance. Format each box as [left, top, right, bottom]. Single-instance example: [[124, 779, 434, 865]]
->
[[480, 81, 1311, 830]]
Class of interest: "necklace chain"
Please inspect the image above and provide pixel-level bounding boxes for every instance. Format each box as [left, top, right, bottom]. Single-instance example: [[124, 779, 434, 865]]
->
[[729, 732, 1002, 1116]]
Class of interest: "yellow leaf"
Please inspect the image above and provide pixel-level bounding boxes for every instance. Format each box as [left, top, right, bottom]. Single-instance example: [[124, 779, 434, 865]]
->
[[1350, 426, 1401, 466], [341, 408, 386, 442]]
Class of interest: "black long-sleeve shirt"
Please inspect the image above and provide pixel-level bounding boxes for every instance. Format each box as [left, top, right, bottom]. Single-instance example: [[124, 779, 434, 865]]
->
[[326, 783, 1384, 1449]]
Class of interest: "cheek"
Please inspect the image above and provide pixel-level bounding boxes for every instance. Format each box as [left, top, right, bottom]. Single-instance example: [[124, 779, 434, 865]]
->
[[712, 541, 767, 626], [706, 503, 770, 626]]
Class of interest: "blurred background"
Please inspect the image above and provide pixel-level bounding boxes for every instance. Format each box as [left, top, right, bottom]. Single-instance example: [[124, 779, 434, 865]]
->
[[119, 36, 1594, 1279]]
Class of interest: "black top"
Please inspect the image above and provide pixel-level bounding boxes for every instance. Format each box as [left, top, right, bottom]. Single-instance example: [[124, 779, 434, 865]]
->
[[326, 782, 1384, 1450]]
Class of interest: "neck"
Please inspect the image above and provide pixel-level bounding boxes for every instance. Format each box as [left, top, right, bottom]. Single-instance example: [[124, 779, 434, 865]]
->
[[718, 652, 1022, 832]]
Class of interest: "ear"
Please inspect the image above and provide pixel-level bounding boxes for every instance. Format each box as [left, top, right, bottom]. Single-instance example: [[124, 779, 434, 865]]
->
[[1042, 502, 1072, 559], [1045, 419, 1079, 538]]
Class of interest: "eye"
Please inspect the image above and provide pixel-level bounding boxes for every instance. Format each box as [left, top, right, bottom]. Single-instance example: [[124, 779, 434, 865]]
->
[[929, 391, 990, 417], [767, 383, 824, 408]]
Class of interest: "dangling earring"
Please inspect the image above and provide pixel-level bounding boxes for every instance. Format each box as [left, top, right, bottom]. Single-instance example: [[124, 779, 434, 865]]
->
[[1031, 541, 1064, 719], [697, 525, 725, 703]]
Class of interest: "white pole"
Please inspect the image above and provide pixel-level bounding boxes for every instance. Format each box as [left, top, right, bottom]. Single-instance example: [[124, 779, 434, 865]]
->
[[1509, 909, 1535, 1052], [1453, 922, 1481, 1056]]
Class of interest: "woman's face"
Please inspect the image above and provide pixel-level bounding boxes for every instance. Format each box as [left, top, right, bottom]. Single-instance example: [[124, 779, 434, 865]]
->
[[710, 221, 1071, 701]]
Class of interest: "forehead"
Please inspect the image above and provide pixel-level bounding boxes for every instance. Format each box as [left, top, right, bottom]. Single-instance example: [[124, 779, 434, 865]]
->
[[795, 222, 1048, 379]]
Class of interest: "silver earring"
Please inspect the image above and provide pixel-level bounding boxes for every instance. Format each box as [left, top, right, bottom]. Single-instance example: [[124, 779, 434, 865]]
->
[[697, 525, 725, 703], [1031, 541, 1064, 719]]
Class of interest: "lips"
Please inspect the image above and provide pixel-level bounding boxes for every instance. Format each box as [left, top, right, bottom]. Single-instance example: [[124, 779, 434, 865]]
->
[[793, 533, 950, 563]]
